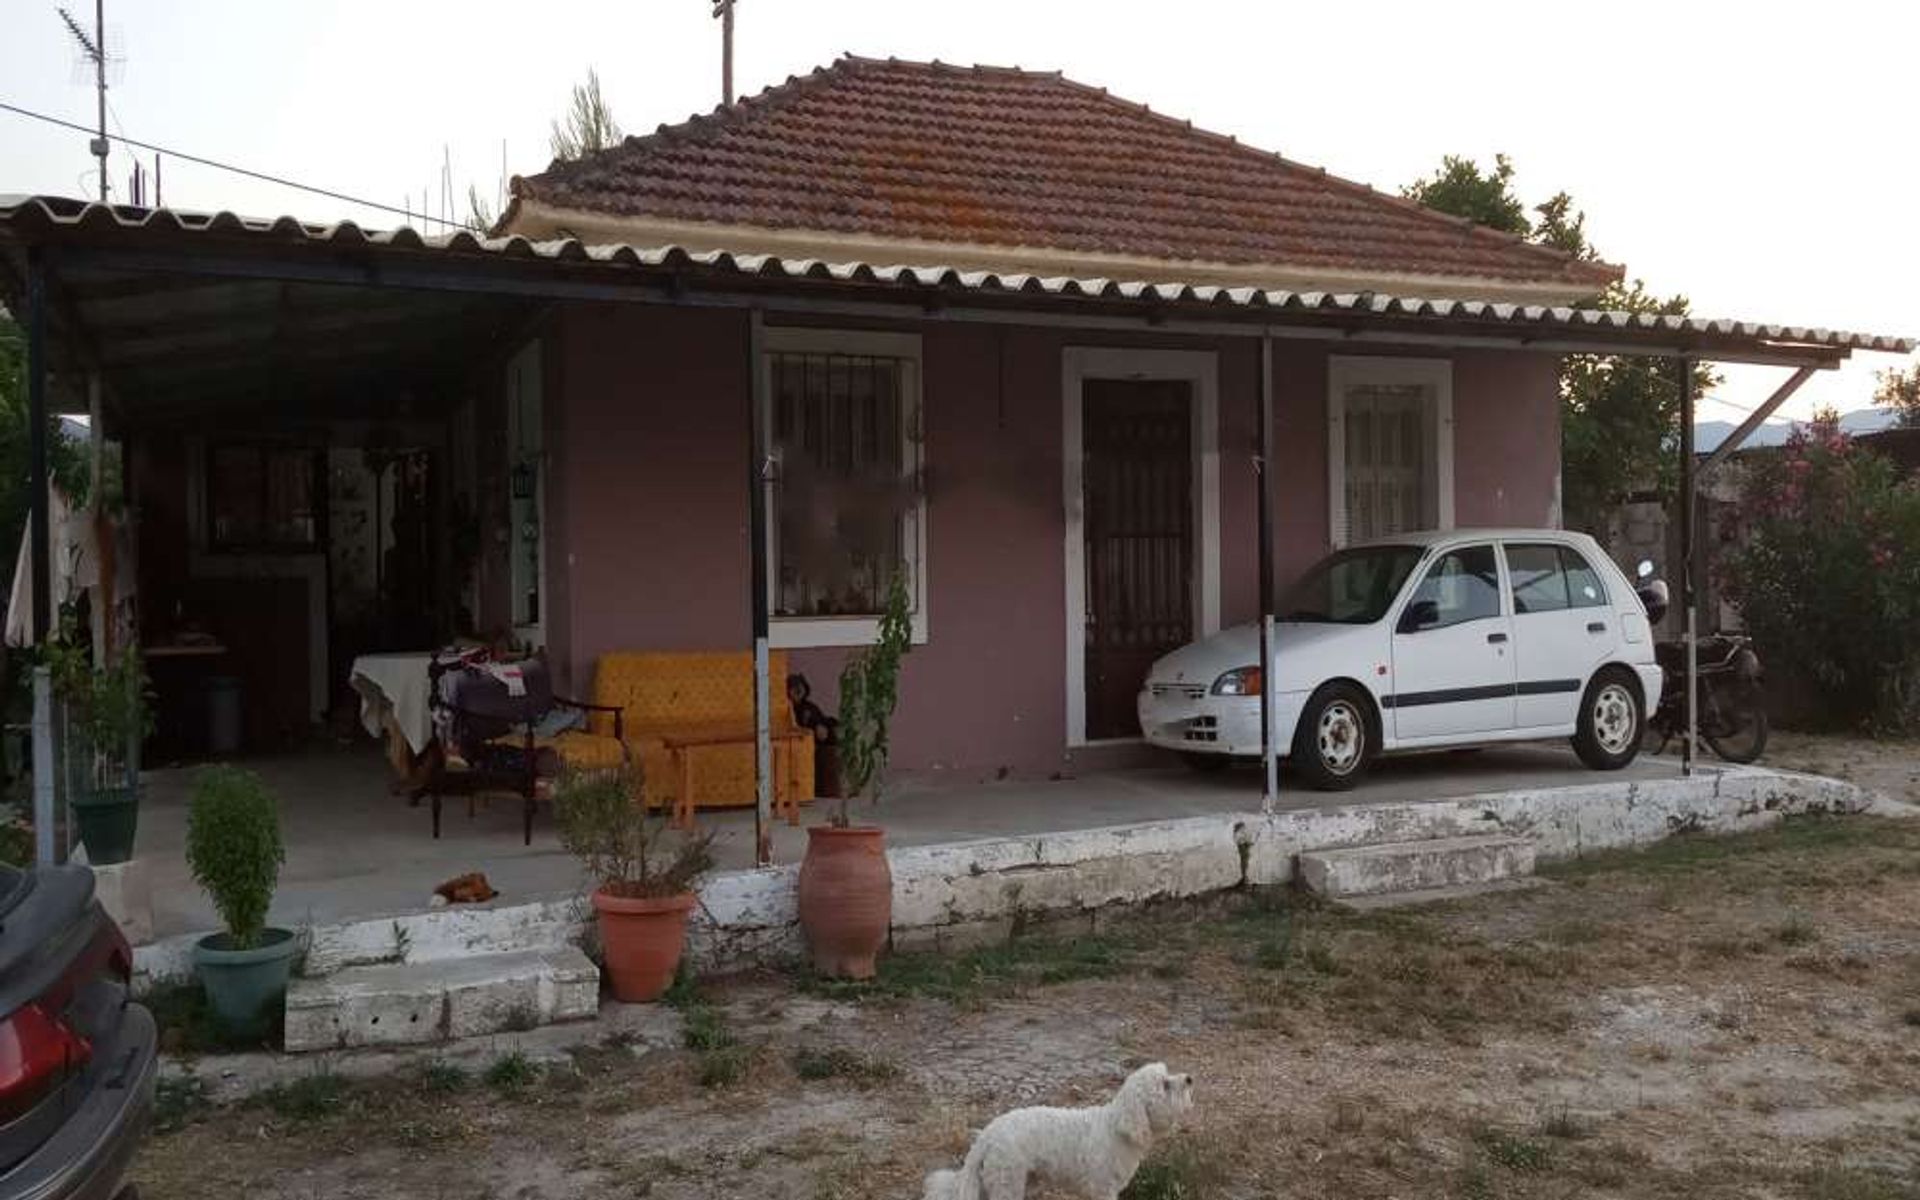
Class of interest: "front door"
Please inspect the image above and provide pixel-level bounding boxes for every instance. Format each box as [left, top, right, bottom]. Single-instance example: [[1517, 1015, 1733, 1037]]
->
[[1082, 379, 1194, 740], [1389, 543, 1516, 740]]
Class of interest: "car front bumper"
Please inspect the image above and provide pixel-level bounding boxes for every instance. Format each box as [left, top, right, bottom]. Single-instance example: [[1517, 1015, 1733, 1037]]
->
[[1138, 686, 1305, 758], [2, 1001, 157, 1200]]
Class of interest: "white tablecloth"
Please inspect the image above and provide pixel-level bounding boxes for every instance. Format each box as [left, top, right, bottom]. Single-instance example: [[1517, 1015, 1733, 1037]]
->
[[349, 652, 436, 754]]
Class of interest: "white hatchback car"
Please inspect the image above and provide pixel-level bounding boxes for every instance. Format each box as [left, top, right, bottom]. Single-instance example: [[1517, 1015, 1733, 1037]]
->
[[1138, 529, 1662, 789]]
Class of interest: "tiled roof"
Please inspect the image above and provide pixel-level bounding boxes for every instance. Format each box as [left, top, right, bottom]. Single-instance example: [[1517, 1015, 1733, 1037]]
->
[[512, 56, 1622, 293]]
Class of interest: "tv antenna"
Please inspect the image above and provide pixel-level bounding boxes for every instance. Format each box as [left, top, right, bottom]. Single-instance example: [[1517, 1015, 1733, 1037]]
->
[[58, 3, 122, 203], [711, 0, 738, 105]]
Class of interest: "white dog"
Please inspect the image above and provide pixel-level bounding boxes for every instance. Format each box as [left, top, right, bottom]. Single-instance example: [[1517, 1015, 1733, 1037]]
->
[[922, 1062, 1195, 1200]]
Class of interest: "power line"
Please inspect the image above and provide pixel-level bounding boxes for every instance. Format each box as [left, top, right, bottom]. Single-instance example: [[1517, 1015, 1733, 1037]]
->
[[0, 99, 481, 231]]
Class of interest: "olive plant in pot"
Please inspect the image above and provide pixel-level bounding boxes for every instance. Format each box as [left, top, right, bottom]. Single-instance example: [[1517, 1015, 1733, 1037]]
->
[[185, 765, 298, 1040], [47, 640, 151, 865], [798, 571, 911, 979], [555, 765, 716, 1002]]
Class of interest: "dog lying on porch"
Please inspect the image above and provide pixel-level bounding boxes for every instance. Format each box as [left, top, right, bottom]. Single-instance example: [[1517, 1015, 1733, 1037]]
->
[[921, 1062, 1194, 1200]]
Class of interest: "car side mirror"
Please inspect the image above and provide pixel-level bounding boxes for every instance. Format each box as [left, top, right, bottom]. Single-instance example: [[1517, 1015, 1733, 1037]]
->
[[1398, 599, 1440, 634]]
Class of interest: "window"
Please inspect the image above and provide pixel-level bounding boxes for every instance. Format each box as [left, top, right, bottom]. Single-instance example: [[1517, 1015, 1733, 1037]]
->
[[1560, 547, 1609, 610], [1280, 544, 1424, 625], [1402, 545, 1500, 631], [763, 328, 925, 647], [1328, 358, 1453, 547], [207, 444, 320, 551], [1507, 544, 1570, 614], [1507, 543, 1609, 614]]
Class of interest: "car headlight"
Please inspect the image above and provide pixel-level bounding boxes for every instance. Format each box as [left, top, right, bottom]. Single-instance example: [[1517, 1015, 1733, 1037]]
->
[[1212, 666, 1263, 696]]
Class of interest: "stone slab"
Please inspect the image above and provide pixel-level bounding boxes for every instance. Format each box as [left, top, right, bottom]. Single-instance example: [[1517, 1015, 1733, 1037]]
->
[[1298, 834, 1537, 899], [284, 947, 598, 1052]]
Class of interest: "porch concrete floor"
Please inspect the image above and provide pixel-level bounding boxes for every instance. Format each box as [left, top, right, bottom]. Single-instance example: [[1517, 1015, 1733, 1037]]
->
[[134, 741, 1683, 941]]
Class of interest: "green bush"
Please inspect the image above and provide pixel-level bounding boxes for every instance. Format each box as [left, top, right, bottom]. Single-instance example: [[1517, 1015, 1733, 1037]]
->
[[552, 766, 713, 898], [185, 766, 284, 948], [1722, 415, 1920, 731]]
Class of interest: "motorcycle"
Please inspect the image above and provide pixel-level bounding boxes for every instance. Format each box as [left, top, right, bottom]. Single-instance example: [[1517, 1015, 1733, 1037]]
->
[[1632, 563, 1770, 764]]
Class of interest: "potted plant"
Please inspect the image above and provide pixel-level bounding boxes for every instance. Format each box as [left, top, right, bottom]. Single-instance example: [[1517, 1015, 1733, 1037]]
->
[[797, 571, 911, 979], [555, 765, 715, 1003], [186, 765, 298, 1040], [48, 640, 151, 866]]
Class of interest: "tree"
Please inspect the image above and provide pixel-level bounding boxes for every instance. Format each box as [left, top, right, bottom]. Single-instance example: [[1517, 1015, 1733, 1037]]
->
[[1402, 153, 1529, 235], [548, 69, 623, 163], [0, 318, 91, 603], [1874, 363, 1920, 428], [1403, 154, 1713, 531]]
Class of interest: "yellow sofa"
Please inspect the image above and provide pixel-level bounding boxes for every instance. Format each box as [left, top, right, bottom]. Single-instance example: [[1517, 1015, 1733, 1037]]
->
[[548, 650, 814, 824]]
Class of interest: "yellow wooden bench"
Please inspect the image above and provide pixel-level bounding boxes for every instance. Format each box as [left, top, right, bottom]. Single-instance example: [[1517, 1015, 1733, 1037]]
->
[[546, 650, 814, 825]]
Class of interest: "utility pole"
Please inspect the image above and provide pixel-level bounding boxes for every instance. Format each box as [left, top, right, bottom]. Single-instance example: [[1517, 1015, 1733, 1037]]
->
[[712, 0, 737, 105]]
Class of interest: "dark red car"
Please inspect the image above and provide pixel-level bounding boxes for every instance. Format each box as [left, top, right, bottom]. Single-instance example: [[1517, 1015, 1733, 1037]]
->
[[0, 863, 156, 1200]]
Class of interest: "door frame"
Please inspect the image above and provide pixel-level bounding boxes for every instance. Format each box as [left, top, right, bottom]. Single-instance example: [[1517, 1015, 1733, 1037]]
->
[[1062, 347, 1221, 748]]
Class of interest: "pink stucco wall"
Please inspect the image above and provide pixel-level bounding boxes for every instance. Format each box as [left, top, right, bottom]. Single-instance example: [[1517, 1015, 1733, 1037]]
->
[[545, 302, 1561, 779]]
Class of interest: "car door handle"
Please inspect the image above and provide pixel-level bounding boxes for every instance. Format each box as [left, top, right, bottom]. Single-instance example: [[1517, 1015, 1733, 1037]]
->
[[1587, 621, 1607, 634], [1486, 632, 1508, 644]]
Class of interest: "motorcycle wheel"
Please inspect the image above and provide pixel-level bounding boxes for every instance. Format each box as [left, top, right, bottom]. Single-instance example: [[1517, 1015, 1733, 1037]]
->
[[1704, 700, 1769, 764]]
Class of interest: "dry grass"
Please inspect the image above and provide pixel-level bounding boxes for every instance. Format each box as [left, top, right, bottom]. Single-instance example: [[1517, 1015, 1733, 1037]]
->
[[132, 811, 1920, 1200]]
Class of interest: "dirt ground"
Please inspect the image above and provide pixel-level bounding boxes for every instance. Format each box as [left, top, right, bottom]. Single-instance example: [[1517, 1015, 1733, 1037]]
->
[[134, 765, 1920, 1200]]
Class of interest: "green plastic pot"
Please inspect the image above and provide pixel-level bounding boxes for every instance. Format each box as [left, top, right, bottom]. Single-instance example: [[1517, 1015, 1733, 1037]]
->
[[193, 928, 300, 1041], [71, 785, 139, 865]]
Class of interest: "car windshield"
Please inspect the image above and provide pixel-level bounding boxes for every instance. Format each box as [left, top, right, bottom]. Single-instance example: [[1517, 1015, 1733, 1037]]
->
[[1279, 545, 1423, 625]]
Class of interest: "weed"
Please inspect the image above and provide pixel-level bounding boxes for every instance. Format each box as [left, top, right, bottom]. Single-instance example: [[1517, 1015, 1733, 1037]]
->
[[1326, 1095, 1366, 1134], [484, 1050, 539, 1094], [1535, 1105, 1588, 1140], [1120, 1142, 1223, 1200], [143, 981, 264, 1056], [1472, 1125, 1552, 1172], [153, 1071, 212, 1134], [1774, 913, 1819, 947], [792, 1046, 901, 1084], [808, 932, 1139, 1006], [417, 1059, 467, 1093], [698, 1043, 751, 1088], [1799, 1165, 1913, 1200], [259, 1069, 349, 1120]]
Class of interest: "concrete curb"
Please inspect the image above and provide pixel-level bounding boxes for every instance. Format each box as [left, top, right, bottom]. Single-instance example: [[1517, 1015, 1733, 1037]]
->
[[134, 766, 1884, 990]]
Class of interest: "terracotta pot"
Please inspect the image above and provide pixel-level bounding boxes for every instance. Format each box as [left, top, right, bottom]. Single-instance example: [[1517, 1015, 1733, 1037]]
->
[[591, 889, 695, 1003], [797, 826, 892, 979]]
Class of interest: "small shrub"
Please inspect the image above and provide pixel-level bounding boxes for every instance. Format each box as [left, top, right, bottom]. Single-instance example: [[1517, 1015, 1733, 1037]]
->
[[553, 766, 714, 898], [417, 1059, 467, 1093], [184, 766, 284, 949], [1473, 1125, 1553, 1172], [792, 1046, 900, 1084], [484, 1050, 539, 1094], [1121, 1143, 1223, 1200], [260, 1070, 348, 1120], [1536, 1105, 1589, 1140], [1774, 913, 1820, 947], [153, 1072, 212, 1133], [697, 1043, 751, 1088]]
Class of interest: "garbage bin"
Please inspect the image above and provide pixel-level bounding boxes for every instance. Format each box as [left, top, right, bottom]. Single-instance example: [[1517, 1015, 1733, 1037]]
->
[[206, 676, 242, 755]]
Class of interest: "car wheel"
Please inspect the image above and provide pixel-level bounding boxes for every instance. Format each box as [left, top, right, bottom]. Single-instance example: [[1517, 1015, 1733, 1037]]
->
[[1182, 752, 1231, 773], [1573, 668, 1644, 771], [1291, 682, 1375, 791]]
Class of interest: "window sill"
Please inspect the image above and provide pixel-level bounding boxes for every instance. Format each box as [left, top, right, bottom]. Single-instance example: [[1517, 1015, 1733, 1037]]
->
[[769, 612, 929, 650]]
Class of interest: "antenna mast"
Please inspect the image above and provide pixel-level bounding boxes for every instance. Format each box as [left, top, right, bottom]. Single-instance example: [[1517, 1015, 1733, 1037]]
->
[[58, 3, 110, 202], [711, 0, 737, 105]]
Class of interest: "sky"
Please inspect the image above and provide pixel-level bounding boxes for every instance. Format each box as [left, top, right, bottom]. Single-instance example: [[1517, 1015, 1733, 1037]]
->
[[2, 0, 1914, 422]]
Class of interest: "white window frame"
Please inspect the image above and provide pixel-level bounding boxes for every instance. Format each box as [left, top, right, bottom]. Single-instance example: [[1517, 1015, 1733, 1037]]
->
[[1061, 347, 1221, 748], [1327, 355, 1455, 548], [760, 326, 929, 649]]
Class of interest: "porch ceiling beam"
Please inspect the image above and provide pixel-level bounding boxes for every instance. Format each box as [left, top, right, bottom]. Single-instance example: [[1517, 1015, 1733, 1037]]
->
[[1696, 364, 1818, 474], [44, 244, 1853, 372], [95, 298, 499, 365]]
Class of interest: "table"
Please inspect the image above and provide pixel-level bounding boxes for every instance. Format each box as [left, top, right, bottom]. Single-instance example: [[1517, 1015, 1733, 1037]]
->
[[661, 730, 800, 830], [349, 652, 436, 780]]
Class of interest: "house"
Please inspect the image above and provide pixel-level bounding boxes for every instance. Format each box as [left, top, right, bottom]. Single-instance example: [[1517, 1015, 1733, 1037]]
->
[[2, 57, 1907, 840]]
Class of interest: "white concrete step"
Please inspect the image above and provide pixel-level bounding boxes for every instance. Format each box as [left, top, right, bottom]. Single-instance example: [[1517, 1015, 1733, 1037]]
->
[[284, 946, 598, 1052], [1298, 835, 1535, 900]]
